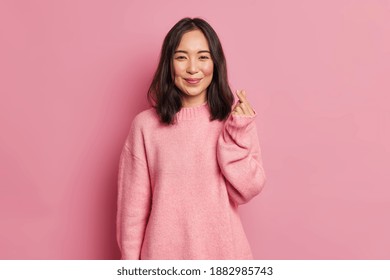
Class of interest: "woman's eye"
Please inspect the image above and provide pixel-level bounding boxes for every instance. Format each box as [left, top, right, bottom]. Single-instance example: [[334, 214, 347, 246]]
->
[[175, 56, 186, 60], [200, 56, 210, 60]]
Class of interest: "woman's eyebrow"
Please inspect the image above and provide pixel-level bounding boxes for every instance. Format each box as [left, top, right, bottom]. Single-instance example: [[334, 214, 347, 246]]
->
[[174, 50, 210, 54]]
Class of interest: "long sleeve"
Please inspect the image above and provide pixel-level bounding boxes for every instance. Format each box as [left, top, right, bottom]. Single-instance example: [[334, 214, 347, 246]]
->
[[216, 110, 266, 205], [116, 119, 152, 259]]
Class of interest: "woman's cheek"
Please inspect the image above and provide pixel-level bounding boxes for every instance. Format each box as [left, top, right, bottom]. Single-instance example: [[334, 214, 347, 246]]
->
[[202, 63, 214, 76], [173, 63, 183, 78]]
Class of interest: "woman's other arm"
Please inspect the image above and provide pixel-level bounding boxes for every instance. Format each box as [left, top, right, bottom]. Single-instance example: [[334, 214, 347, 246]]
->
[[216, 90, 266, 205], [116, 118, 151, 259]]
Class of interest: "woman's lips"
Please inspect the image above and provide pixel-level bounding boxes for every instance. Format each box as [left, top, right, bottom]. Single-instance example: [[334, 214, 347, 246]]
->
[[184, 78, 202, 84]]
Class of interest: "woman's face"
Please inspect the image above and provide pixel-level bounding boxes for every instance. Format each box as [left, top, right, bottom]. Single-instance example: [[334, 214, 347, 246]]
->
[[173, 29, 214, 107]]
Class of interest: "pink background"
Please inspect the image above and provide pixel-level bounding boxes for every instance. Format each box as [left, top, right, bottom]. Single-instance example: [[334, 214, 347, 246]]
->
[[1, 0, 389, 259]]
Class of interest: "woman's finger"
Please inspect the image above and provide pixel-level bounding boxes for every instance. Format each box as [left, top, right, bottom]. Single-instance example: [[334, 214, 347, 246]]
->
[[239, 90, 256, 115], [234, 89, 256, 116], [233, 104, 244, 115], [236, 90, 244, 103], [236, 90, 250, 107], [241, 90, 254, 110], [239, 101, 252, 116]]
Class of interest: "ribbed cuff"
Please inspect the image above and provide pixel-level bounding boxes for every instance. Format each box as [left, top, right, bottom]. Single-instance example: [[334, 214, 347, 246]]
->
[[224, 109, 257, 140]]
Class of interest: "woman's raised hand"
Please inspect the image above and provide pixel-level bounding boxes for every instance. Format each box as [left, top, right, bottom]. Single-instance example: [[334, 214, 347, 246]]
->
[[232, 90, 256, 116]]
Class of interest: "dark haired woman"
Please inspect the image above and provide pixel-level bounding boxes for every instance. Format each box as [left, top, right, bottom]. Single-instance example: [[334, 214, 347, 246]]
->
[[117, 17, 266, 260]]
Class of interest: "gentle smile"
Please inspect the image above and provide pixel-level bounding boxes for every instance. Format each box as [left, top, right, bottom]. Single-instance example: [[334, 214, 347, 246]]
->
[[184, 78, 202, 84]]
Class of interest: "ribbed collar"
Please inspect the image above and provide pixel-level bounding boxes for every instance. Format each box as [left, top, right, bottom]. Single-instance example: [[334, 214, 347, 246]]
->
[[175, 101, 210, 121]]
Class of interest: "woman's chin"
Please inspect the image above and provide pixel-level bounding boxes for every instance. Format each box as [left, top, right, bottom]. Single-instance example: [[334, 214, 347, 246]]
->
[[182, 89, 205, 97]]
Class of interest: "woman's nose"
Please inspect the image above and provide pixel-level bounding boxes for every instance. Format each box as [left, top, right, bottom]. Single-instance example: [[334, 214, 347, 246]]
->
[[186, 59, 199, 74]]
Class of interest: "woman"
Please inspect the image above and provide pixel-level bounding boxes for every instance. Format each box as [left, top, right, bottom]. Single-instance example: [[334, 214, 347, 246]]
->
[[117, 17, 266, 260]]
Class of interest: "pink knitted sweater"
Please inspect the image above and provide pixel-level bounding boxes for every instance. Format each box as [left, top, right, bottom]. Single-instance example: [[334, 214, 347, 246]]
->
[[116, 101, 266, 259]]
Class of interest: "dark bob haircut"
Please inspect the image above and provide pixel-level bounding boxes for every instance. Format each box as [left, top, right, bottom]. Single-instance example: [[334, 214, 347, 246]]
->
[[147, 17, 234, 125]]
